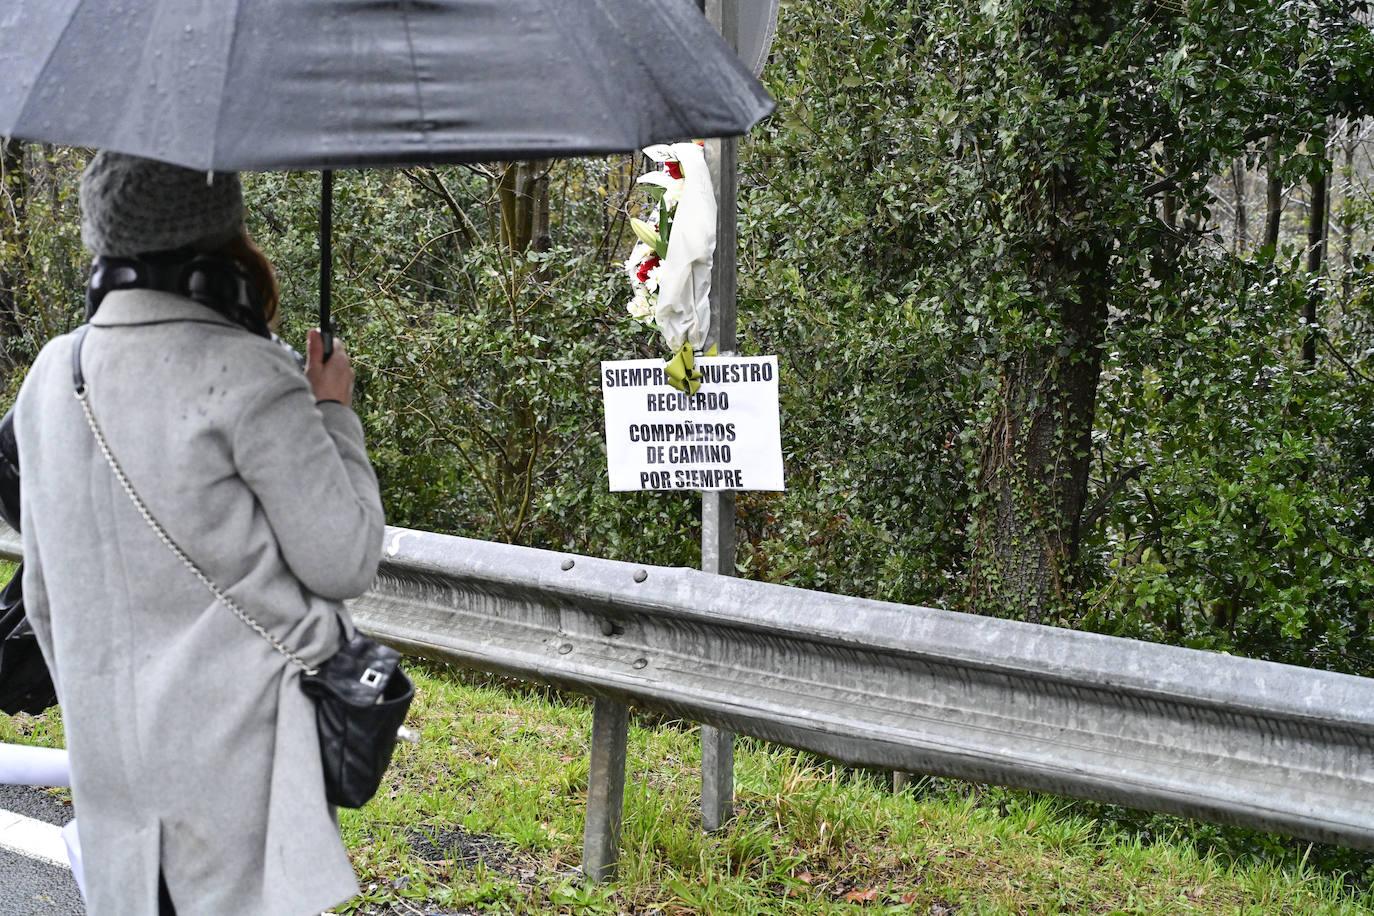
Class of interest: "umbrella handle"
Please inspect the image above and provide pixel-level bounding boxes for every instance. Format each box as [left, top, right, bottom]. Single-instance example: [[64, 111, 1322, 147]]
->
[[320, 170, 334, 362]]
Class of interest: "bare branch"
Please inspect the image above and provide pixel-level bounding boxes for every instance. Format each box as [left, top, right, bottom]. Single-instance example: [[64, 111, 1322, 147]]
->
[[402, 167, 480, 247]]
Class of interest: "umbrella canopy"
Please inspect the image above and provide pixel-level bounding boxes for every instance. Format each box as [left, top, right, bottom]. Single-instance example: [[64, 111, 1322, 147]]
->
[[0, 0, 774, 170], [0, 1, 773, 357]]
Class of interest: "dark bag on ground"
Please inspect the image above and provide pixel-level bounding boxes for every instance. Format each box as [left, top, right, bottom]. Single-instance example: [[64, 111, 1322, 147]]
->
[[0, 568, 58, 714], [0, 405, 59, 715]]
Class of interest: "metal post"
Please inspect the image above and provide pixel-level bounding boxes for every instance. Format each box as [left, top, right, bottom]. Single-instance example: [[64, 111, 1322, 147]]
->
[[700, 492, 736, 831], [700, 0, 739, 834], [319, 169, 335, 360], [582, 697, 629, 882]]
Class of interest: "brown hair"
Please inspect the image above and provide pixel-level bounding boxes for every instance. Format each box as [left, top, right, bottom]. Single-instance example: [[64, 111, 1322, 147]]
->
[[209, 230, 280, 328]]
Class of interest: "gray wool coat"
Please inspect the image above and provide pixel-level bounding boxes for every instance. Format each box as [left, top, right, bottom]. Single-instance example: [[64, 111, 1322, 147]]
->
[[15, 289, 386, 915]]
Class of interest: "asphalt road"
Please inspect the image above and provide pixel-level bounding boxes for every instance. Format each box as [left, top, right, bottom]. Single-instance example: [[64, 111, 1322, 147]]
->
[[0, 785, 85, 915], [0, 784, 71, 826]]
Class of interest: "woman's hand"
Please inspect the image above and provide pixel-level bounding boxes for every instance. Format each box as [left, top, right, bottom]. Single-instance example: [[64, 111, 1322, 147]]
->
[[306, 328, 355, 407]]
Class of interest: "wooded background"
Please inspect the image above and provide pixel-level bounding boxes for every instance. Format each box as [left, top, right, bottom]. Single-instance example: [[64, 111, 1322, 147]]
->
[[4, 0, 1374, 684]]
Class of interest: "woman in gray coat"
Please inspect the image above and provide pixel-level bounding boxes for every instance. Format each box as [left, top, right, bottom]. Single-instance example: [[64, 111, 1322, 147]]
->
[[14, 153, 385, 915]]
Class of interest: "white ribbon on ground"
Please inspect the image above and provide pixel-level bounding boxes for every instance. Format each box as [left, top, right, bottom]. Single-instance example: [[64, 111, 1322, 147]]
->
[[0, 743, 81, 895], [0, 743, 70, 786]]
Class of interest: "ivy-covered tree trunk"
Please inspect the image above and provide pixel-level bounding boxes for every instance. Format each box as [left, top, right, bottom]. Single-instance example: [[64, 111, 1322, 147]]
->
[[971, 244, 1109, 623], [965, 3, 1115, 623]]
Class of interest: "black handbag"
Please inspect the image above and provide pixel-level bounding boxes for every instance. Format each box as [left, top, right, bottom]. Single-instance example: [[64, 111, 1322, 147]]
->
[[301, 632, 414, 808], [72, 326, 413, 808]]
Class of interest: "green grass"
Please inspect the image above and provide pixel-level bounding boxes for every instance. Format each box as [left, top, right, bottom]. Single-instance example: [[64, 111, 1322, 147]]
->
[[5, 653, 1372, 914], [340, 662, 1374, 914]]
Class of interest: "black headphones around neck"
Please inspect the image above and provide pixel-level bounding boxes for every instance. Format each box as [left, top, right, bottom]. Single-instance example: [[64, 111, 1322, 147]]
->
[[86, 249, 270, 339]]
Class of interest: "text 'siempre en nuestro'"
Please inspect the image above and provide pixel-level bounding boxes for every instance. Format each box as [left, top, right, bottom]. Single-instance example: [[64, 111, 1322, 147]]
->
[[601, 356, 784, 492]]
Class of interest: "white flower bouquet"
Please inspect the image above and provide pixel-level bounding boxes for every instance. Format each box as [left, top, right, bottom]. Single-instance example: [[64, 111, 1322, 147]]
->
[[623, 142, 717, 391]]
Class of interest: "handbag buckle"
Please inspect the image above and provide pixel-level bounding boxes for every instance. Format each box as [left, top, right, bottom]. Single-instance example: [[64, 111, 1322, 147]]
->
[[360, 667, 385, 689]]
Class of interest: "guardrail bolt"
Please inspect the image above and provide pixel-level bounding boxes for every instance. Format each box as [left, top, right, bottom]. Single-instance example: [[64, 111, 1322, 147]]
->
[[558, 643, 573, 655], [633, 569, 648, 583], [632, 657, 648, 669], [561, 558, 576, 571]]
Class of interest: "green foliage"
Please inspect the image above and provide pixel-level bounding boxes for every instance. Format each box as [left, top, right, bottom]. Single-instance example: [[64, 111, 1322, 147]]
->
[[1085, 257, 1374, 671], [736, 0, 1374, 657], [242, 165, 702, 561], [0, 145, 88, 388]]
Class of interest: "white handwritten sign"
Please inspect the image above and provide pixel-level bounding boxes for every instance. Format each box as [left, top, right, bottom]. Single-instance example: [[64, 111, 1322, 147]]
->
[[601, 356, 785, 492]]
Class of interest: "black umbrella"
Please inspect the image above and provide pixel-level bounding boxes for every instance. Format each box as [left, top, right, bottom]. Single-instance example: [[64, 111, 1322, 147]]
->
[[0, 0, 773, 352]]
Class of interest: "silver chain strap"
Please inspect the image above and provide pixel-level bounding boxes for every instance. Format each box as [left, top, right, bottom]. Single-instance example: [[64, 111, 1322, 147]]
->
[[75, 386, 319, 676]]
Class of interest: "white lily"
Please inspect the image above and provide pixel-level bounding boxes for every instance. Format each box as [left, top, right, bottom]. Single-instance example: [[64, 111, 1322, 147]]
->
[[636, 170, 686, 207], [629, 217, 664, 256]]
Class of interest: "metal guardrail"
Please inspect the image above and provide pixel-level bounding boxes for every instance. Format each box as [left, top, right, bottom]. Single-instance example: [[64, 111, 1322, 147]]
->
[[4, 524, 1374, 875]]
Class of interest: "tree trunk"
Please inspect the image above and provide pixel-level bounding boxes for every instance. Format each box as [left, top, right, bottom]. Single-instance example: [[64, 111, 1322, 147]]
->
[[1231, 158, 1248, 252], [1161, 190, 1177, 230], [968, 6, 1115, 624], [531, 166, 552, 254], [490, 159, 556, 542], [972, 284, 1106, 621], [1341, 123, 1356, 306], [1264, 136, 1282, 256], [1304, 125, 1328, 367], [497, 164, 520, 251], [971, 228, 1109, 623], [497, 160, 552, 253]]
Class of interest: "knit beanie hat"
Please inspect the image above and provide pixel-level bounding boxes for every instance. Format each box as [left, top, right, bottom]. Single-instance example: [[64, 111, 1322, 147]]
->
[[80, 152, 244, 257]]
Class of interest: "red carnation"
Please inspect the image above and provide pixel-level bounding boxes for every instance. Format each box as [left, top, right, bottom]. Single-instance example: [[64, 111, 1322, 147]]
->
[[665, 160, 683, 180], [636, 254, 660, 283]]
